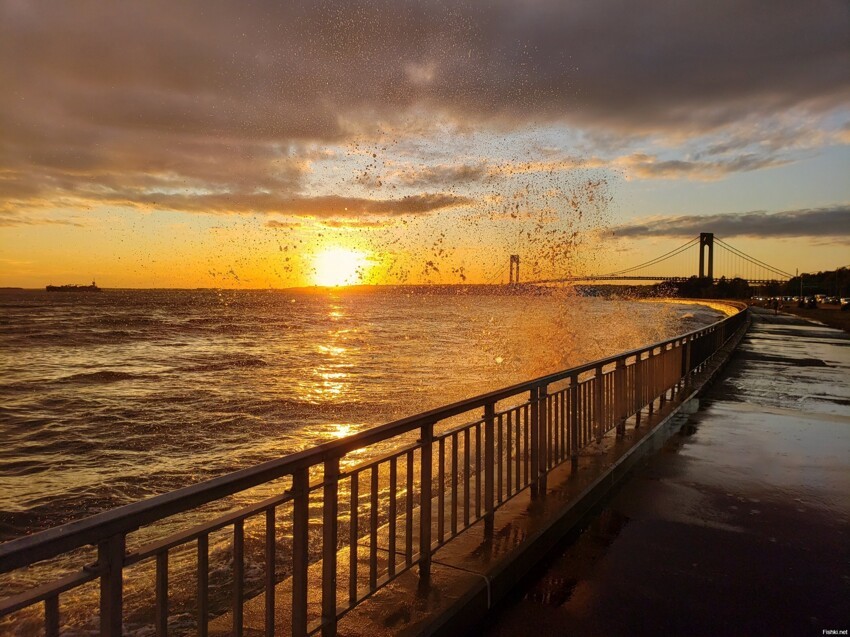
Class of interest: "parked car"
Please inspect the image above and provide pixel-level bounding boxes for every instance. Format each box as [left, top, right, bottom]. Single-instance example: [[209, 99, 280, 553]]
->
[[799, 296, 818, 309]]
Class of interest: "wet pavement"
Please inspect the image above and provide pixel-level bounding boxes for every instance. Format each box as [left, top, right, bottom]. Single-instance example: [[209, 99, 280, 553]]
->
[[483, 307, 850, 636]]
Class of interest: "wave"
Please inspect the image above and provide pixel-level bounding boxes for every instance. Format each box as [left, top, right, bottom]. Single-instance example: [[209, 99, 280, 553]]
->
[[185, 317, 224, 326], [179, 355, 268, 373], [94, 315, 171, 328], [56, 370, 147, 384], [0, 461, 50, 477], [0, 328, 164, 346], [0, 370, 149, 392]]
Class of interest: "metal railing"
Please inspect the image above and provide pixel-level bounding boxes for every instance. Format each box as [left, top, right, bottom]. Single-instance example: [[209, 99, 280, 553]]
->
[[0, 306, 749, 636]]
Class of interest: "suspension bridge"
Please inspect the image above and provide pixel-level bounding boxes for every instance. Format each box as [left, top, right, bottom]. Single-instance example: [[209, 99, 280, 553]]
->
[[508, 232, 794, 286]]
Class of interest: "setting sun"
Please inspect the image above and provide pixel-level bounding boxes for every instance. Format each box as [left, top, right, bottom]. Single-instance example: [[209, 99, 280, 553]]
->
[[312, 247, 370, 286]]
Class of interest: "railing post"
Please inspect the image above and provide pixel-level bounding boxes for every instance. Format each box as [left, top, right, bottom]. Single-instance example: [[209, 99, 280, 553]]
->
[[198, 535, 209, 637], [419, 422, 433, 586], [265, 509, 276, 637], [233, 520, 244, 637], [594, 365, 604, 443], [484, 402, 495, 534], [647, 350, 655, 415], [615, 358, 626, 437], [669, 342, 677, 397], [292, 467, 309, 637], [98, 533, 125, 637], [674, 340, 681, 392], [634, 354, 642, 428], [538, 385, 548, 494], [45, 596, 59, 637], [156, 551, 168, 637], [570, 374, 579, 471], [683, 336, 693, 389], [671, 343, 678, 396], [529, 386, 540, 500], [659, 347, 668, 406], [322, 457, 340, 637], [677, 339, 685, 393], [671, 341, 680, 397]]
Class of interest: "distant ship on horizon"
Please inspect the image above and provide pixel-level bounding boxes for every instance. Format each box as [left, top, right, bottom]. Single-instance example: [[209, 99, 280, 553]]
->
[[46, 280, 101, 292]]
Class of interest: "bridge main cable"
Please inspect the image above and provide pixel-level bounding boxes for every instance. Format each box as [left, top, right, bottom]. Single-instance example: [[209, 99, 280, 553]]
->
[[602, 236, 699, 277]]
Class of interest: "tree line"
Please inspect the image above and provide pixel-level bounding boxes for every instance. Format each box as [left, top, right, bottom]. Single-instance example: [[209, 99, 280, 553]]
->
[[646, 266, 849, 299]]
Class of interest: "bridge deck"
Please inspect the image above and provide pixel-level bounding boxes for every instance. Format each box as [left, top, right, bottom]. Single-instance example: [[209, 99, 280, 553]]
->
[[482, 307, 850, 636]]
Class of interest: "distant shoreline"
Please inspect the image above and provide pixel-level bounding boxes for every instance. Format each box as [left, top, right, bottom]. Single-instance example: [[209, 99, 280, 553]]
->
[[0, 282, 692, 296]]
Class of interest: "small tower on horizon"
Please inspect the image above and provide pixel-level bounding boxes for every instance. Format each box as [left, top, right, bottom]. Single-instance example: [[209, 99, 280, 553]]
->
[[509, 254, 520, 285]]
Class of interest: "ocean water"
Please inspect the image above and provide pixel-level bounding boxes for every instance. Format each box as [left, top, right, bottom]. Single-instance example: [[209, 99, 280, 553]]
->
[[0, 287, 728, 538], [0, 287, 725, 634]]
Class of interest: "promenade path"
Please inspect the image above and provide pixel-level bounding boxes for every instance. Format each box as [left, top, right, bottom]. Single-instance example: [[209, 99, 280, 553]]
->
[[483, 307, 850, 636]]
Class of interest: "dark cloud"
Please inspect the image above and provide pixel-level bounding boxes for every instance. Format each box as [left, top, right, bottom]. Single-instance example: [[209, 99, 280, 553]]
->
[[395, 163, 489, 187], [108, 191, 472, 217], [0, 0, 847, 215], [265, 220, 302, 229], [265, 217, 397, 231], [609, 205, 850, 238], [318, 219, 395, 229], [4, 1, 846, 140], [617, 153, 789, 180], [0, 214, 85, 227]]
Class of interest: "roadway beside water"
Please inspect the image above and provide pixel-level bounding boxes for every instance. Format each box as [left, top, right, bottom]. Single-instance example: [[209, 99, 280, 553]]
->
[[483, 306, 850, 636]]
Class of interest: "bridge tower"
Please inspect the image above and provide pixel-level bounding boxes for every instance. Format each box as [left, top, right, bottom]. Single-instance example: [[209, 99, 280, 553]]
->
[[509, 255, 520, 285], [699, 233, 714, 280]]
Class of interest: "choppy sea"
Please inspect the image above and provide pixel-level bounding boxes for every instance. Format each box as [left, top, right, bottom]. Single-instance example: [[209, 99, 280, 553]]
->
[[0, 286, 725, 635]]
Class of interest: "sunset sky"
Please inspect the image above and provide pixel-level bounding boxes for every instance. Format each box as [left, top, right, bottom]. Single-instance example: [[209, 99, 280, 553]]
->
[[1, 1, 848, 288]]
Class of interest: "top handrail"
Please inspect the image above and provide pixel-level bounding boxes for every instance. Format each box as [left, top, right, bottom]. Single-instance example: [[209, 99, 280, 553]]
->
[[0, 302, 745, 573]]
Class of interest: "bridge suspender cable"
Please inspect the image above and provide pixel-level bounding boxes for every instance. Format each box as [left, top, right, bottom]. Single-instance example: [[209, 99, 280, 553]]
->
[[713, 238, 795, 279]]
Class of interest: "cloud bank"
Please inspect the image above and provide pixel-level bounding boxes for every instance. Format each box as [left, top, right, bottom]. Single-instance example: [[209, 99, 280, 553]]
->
[[609, 205, 850, 239], [0, 0, 847, 219]]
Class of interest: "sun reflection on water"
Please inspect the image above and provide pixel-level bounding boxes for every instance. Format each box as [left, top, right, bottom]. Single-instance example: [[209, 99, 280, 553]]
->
[[307, 300, 357, 403], [330, 423, 354, 438], [316, 344, 346, 356]]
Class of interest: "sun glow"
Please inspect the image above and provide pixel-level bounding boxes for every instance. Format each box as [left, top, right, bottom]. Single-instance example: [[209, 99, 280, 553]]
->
[[312, 247, 370, 286]]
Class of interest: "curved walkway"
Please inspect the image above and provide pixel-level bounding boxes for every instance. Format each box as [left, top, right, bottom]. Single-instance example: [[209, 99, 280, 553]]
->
[[483, 307, 850, 636]]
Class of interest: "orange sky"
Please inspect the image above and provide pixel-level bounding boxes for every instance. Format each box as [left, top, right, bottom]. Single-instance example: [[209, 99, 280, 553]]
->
[[1, 1, 848, 288]]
